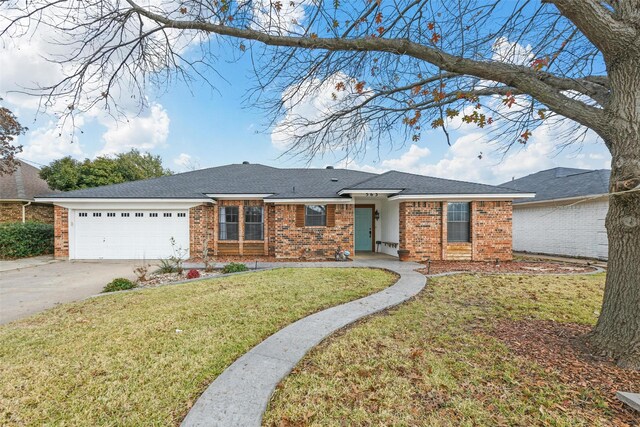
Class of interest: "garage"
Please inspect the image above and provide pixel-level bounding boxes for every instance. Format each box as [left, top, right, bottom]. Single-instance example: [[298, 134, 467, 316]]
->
[[71, 209, 190, 259]]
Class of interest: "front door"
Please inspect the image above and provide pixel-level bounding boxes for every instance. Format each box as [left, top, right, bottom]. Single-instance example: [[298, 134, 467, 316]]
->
[[355, 207, 373, 252]]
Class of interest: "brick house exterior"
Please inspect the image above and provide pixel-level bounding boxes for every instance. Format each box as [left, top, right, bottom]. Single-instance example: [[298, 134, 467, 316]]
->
[[39, 163, 533, 261], [0, 162, 56, 224]]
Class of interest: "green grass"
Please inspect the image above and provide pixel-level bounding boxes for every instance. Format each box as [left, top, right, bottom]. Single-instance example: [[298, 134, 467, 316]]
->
[[0, 268, 396, 426], [264, 273, 613, 426]]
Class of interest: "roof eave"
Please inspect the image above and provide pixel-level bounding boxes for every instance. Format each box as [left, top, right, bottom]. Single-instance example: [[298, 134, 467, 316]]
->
[[387, 193, 536, 201]]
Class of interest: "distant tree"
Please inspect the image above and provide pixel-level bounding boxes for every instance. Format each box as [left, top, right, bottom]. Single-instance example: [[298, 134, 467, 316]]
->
[[114, 149, 172, 181], [0, 102, 26, 175], [39, 157, 83, 191], [40, 150, 172, 191]]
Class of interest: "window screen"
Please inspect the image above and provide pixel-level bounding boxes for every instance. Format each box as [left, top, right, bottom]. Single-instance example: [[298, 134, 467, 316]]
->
[[244, 206, 264, 240], [219, 206, 239, 240], [447, 202, 470, 242], [305, 205, 326, 226]]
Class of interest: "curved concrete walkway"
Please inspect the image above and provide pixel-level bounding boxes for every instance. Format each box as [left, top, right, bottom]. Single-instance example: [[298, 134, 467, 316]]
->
[[181, 257, 425, 427]]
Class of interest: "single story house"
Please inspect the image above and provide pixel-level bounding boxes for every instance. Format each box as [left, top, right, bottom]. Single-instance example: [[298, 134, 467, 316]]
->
[[500, 167, 610, 260], [0, 161, 56, 224], [35, 163, 533, 261]]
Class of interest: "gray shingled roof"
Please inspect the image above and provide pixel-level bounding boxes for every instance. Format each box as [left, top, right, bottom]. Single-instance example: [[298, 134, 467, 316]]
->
[[499, 167, 610, 204], [37, 163, 527, 200], [345, 170, 523, 195], [37, 164, 375, 199], [0, 161, 58, 200]]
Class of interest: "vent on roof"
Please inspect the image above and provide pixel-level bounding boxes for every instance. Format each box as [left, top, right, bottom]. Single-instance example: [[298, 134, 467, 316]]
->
[[242, 161, 250, 164], [331, 178, 338, 182], [326, 166, 334, 169]]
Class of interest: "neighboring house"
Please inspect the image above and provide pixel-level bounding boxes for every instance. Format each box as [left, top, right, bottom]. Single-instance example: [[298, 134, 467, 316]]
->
[[500, 167, 610, 260], [0, 161, 56, 224], [35, 163, 533, 261]]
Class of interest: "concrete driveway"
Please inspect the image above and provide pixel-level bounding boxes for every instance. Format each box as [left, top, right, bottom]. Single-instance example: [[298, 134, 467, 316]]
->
[[0, 258, 142, 325]]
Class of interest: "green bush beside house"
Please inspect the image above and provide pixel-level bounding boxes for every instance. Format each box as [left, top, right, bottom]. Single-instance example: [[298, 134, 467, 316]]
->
[[0, 222, 54, 259]]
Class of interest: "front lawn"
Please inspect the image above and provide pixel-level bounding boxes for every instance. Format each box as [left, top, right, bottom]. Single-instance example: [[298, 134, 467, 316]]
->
[[0, 268, 396, 425], [265, 273, 640, 426]]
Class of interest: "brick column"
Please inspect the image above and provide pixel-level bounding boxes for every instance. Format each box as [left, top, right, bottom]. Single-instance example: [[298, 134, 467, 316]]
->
[[441, 202, 447, 260], [54, 205, 69, 258]]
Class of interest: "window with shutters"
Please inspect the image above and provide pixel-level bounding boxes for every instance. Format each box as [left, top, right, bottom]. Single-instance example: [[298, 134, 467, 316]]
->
[[305, 205, 326, 227], [447, 202, 470, 242], [244, 206, 264, 240], [219, 206, 239, 240]]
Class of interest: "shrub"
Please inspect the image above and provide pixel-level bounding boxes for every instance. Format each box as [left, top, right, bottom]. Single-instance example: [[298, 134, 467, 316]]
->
[[0, 222, 54, 259], [221, 262, 249, 274], [186, 269, 200, 279], [157, 258, 177, 274], [103, 278, 137, 293]]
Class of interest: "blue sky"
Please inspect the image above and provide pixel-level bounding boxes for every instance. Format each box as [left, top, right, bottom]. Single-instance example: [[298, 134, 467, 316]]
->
[[1, 7, 611, 185]]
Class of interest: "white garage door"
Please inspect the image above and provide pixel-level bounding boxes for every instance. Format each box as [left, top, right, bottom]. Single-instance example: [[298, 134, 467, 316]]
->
[[72, 210, 190, 259]]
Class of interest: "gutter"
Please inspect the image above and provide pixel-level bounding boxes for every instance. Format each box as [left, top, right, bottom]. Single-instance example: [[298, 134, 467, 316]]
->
[[22, 201, 32, 223]]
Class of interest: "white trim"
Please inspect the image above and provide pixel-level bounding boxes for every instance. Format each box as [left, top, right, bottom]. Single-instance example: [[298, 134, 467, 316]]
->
[[337, 189, 402, 196], [41, 200, 210, 210], [387, 193, 535, 201], [265, 198, 354, 204], [513, 193, 608, 207], [205, 193, 273, 199]]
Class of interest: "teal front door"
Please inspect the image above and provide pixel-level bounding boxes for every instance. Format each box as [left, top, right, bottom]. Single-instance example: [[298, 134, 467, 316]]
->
[[355, 207, 373, 252]]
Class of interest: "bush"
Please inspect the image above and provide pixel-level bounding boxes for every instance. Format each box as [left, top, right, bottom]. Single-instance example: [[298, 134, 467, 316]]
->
[[103, 278, 137, 293], [0, 222, 54, 259], [221, 262, 249, 274], [157, 258, 177, 274], [186, 269, 200, 279]]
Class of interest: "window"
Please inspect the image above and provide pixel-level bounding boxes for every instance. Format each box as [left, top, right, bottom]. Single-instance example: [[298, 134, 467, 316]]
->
[[164, 213, 172, 217], [177, 212, 186, 218], [219, 206, 239, 240], [135, 213, 144, 217], [121, 213, 130, 217], [93, 212, 102, 217], [447, 202, 470, 242], [244, 206, 264, 240], [150, 213, 158, 217], [305, 205, 326, 227], [79, 212, 87, 217], [107, 212, 116, 217]]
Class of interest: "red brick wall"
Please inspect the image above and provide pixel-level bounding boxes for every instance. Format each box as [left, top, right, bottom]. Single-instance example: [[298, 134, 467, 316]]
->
[[399, 200, 513, 262], [54, 205, 69, 258], [271, 204, 353, 259], [189, 204, 216, 259], [399, 201, 443, 261], [472, 201, 513, 261], [0, 202, 54, 224]]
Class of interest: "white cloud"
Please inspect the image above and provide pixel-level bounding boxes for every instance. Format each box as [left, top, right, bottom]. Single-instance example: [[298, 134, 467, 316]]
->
[[492, 37, 534, 66], [245, 0, 309, 35], [96, 103, 170, 156], [349, 120, 610, 185], [20, 118, 85, 164], [272, 72, 370, 152], [173, 153, 192, 167]]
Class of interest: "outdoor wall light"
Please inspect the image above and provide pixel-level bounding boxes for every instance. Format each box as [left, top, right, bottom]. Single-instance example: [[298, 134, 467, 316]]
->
[[375, 210, 380, 221]]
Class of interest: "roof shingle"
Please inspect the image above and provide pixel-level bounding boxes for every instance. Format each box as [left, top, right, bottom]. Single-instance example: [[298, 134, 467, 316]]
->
[[37, 163, 527, 200], [499, 167, 610, 203]]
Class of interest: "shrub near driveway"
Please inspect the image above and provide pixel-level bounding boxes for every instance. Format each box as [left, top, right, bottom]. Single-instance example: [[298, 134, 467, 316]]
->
[[265, 273, 639, 426], [0, 221, 53, 259], [0, 268, 395, 426]]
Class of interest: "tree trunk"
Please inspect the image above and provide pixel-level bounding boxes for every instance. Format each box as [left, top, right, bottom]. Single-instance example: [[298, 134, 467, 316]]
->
[[589, 52, 640, 369]]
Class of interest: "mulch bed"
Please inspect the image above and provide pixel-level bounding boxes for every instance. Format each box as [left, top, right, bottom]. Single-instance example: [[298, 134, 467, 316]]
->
[[488, 319, 639, 426], [418, 260, 598, 275]]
